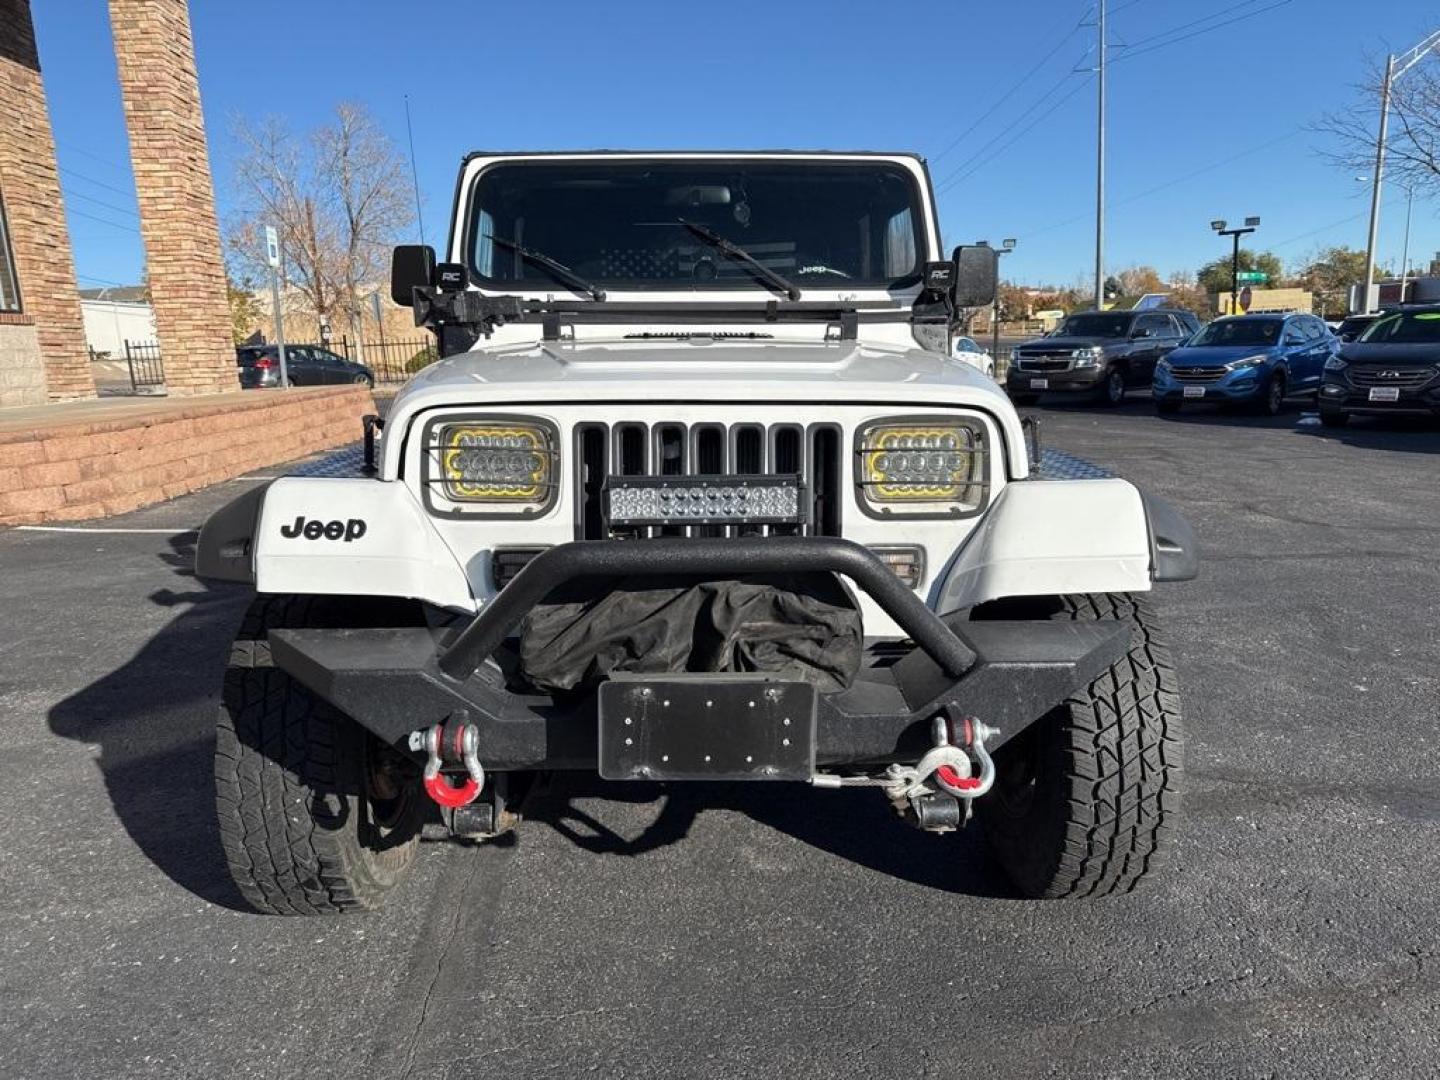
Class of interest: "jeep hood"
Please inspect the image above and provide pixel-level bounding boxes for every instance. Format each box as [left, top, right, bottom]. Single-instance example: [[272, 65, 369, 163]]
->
[[396, 337, 1008, 401], [385, 337, 1027, 472]]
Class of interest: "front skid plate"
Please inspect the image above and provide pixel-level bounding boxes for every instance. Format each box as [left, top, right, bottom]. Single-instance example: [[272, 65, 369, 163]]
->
[[599, 675, 817, 781], [267, 619, 1131, 770]]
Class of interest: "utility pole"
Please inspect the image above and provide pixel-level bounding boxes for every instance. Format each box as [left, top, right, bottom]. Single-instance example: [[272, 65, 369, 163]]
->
[[1361, 53, 1394, 315], [1361, 30, 1440, 313], [1093, 0, 1106, 311], [1399, 184, 1414, 301]]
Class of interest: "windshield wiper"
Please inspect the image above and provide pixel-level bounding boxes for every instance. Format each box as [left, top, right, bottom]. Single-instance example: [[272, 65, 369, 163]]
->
[[677, 219, 801, 301], [483, 235, 606, 301]]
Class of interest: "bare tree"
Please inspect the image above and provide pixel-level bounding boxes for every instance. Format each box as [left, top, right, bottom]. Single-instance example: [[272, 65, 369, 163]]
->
[[227, 103, 413, 347], [1317, 53, 1440, 194]]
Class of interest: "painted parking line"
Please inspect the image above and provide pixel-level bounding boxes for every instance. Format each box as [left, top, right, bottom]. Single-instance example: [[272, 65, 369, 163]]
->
[[13, 526, 199, 535]]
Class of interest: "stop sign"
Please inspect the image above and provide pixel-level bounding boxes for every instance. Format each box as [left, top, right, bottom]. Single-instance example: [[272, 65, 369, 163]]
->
[[1238, 286, 1253, 312]]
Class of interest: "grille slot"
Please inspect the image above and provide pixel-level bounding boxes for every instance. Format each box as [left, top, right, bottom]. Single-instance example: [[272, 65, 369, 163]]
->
[[575, 424, 608, 541], [573, 421, 841, 540]]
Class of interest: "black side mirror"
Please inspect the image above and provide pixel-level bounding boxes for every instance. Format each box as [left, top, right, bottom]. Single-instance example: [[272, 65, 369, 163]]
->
[[390, 244, 436, 306], [950, 245, 998, 308]]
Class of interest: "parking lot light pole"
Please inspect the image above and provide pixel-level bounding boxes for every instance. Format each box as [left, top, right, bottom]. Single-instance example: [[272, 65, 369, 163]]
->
[[993, 238, 1017, 370], [1210, 217, 1259, 315]]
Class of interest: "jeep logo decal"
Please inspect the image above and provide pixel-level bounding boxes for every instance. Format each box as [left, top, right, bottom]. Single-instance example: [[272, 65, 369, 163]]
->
[[280, 516, 367, 542]]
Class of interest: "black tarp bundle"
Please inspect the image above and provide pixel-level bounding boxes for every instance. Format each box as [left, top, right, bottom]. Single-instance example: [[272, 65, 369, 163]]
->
[[518, 573, 863, 694]]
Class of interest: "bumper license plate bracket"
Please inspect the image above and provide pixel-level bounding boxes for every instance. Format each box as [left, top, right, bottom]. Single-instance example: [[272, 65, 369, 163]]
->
[[1369, 386, 1401, 402], [1183, 385, 1206, 398], [598, 675, 817, 781]]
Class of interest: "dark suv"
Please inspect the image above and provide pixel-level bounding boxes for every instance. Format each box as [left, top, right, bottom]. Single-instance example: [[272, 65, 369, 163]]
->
[[236, 344, 375, 389], [1319, 305, 1440, 426], [1008, 308, 1200, 406]]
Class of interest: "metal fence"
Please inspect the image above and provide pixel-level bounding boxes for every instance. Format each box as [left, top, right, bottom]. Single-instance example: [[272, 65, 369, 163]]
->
[[123, 339, 166, 393], [334, 336, 436, 383]]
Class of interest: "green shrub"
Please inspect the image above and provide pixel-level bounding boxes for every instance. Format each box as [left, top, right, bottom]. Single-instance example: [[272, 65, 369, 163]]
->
[[405, 345, 439, 373]]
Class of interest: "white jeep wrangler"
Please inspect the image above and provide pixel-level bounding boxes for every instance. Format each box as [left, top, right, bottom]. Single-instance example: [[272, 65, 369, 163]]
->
[[197, 151, 1194, 914]]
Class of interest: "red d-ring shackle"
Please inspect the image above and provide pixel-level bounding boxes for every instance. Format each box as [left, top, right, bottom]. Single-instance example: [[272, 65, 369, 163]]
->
[[423, 771, 483, 808], [420, 722, 485, 808]]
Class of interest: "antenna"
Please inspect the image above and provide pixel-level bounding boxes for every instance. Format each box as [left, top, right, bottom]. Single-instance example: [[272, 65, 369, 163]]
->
[[404, 94, 426, 248]]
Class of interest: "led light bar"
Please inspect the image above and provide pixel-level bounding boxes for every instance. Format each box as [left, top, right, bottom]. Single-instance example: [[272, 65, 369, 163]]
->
[[605, 474, 806, 527]]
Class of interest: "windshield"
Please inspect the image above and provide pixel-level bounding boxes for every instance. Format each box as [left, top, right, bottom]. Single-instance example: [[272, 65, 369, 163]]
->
[[1056, 313, 1134, 338], [466, 160, 924, 292], [1189, 319, 1282, 347], [1357, 310, 1440, 344]]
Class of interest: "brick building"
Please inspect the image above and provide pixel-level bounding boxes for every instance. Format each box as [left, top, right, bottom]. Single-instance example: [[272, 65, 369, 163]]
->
[[0, 0, 234, 406]]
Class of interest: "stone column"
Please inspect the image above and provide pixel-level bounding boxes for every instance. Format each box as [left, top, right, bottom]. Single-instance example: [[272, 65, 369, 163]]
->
[[109, 0, 234, 396], [0, 0, 96, 402]]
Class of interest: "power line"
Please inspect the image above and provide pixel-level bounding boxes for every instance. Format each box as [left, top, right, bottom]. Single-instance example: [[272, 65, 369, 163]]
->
[[935, 66, 1090, 193], [57, 165, 136, 199], [938, 73, 1096, 194], [1020, 130, 1302, 240], [928, 23, 1085, 167], [1116, 0, 1268, 49], [1270, 212, 1368, 250], [1113, 0, 1293, 63], [62, 187, 139, 220], [54, 139, 132, 175], [67, 207, 140, 234]]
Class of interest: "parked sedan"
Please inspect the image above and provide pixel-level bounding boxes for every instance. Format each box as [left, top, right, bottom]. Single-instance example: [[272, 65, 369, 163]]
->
[[1152, 312, 1335, 415], [236, 344, 375, 389], [951, 335, 996, 378], [1319, 305, 1440, 426]]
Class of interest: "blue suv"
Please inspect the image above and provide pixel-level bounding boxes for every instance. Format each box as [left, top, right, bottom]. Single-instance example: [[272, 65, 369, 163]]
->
[[1153, 313, 1338, 415]]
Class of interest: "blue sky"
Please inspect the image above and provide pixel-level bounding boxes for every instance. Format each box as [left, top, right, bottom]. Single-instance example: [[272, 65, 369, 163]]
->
[[31, 0, 1438, 291]]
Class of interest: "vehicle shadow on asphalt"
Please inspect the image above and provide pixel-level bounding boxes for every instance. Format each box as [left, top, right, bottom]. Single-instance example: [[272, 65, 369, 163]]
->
[[525, 772, 1020, 898], [46, 534, 255, 912], [1291, 415, 1440, 454]]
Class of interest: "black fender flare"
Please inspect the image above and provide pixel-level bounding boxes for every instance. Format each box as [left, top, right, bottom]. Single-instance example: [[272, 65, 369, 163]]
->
[[194, 481, 272, 584], [1140, 490, 1199, 582]]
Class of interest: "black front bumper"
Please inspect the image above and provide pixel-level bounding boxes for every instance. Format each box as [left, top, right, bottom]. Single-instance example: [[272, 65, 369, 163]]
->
[[1320, 379, 1440, 416], [266, 538, 1134, 772]]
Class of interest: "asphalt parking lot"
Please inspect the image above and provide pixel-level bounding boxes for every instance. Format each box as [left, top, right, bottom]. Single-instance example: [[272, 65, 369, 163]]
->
[[1, 401, 1437, 1079]]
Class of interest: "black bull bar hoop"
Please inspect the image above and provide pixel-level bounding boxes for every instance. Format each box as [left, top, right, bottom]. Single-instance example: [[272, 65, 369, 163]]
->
[[267, 538, 1133, 770]]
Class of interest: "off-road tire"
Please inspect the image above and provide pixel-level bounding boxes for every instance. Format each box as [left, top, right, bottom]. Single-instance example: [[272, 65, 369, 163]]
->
[[974, 592, 1184, 898], [215, 595, 425, 915]]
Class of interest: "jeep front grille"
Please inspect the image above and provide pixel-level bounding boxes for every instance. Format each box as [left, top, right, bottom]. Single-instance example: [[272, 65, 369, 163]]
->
[[574, 421, 842, 539]]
